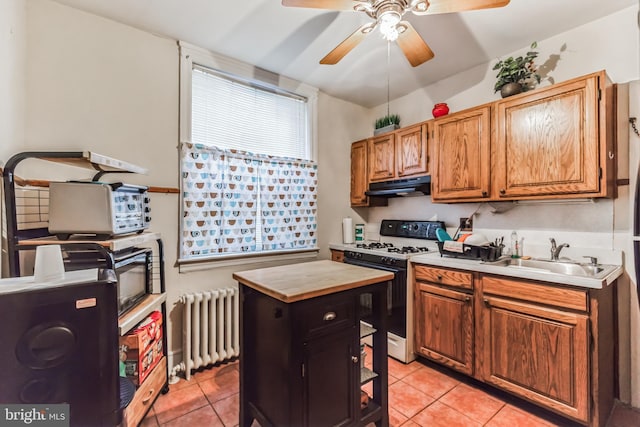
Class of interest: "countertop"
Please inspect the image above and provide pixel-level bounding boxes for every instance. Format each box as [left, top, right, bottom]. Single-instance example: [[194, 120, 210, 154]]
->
[[410, 252, 623, 289], [232, 259, 394, 303]]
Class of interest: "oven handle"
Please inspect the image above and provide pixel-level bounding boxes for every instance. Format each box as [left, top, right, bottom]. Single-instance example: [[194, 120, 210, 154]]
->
[[343, 257, 404, 274]]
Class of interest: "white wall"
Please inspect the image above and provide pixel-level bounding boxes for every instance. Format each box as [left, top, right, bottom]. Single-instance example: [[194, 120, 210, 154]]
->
[[0, 0, 27, 277]]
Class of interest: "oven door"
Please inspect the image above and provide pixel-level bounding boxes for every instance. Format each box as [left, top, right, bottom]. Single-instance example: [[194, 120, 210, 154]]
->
[[343, 257, 407, 339]]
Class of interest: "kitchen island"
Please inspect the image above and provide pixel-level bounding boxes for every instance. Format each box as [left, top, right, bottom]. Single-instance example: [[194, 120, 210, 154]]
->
[[233, 260, 393, 427]]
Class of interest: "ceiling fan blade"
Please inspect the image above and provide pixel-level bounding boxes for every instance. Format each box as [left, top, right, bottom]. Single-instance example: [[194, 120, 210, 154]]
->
[[281, 0, 357, 10], [396, 21, 434, 67], [412, 0, 510, 15], [320, 23, 375, 65]]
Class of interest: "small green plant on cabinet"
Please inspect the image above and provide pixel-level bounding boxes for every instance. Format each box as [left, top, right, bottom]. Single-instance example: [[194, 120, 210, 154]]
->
[[375, 114, 400, 129], [492, 42, 541, 93]]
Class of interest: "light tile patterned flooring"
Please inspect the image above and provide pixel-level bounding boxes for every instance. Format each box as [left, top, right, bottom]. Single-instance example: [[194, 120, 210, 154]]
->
[[142, 348, 640, 427]]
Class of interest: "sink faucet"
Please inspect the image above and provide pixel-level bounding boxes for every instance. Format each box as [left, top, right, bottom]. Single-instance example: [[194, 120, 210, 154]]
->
[[550, 238, 570, 261]]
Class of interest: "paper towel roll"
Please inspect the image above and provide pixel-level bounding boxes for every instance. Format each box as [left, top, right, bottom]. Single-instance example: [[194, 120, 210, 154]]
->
[[342, 218, 354, 244]]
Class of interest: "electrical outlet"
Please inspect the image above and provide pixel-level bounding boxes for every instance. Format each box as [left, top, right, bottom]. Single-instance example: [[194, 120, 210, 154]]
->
[[460, 217, 473, 232]]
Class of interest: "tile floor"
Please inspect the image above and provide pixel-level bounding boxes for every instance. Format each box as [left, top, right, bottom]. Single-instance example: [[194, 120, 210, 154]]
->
[[142, 349, 640, 427]]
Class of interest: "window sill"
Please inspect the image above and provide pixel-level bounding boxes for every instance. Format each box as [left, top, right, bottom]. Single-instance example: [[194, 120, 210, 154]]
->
[[177, 248, 320, 272]]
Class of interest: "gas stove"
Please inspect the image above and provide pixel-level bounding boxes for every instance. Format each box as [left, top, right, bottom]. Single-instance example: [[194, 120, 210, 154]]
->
[[344, 219, 445, 262], [355, 242, 430, 254]]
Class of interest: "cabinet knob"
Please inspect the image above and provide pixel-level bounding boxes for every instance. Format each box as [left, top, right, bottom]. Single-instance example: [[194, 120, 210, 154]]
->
[[483, 298, 490, 306], [464, 296, 471, 302], [437, 275, 442, 281], [499, 189, 506, 195], [351, 356, 359, 363], [482, 191, 488, 197], [323, 311, 336, 321]]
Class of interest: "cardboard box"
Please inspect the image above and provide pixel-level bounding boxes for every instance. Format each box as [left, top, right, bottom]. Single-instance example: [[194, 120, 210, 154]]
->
[[120, 311, 163, 386]]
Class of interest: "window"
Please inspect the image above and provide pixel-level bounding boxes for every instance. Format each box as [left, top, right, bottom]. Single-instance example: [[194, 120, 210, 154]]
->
[[179, 42, 318, 263]]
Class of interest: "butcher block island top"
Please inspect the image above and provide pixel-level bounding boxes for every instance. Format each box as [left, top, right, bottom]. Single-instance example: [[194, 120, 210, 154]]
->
[[232, 259, 393, 303]]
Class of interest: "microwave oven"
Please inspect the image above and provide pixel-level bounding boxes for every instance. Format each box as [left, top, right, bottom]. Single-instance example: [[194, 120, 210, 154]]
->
[[65, 247, 152, 315]]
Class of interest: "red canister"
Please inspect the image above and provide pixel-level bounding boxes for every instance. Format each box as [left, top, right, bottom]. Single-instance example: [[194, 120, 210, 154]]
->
[[432, 103, 449, 118]]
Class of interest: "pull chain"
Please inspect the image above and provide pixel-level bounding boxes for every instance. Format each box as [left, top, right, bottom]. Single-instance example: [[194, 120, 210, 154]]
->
[[631, 117, 640, 137], [386, 41, 391, 118]]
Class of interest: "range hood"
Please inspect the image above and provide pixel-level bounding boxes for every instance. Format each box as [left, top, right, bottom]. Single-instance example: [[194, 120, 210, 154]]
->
[[365, 175, 431, 197]]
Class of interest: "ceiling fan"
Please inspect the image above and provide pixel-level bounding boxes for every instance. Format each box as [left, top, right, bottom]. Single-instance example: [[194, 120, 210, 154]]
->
[[281, 0, 511, 67]]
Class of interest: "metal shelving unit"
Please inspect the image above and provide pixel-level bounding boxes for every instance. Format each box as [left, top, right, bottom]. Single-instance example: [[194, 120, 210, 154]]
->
[[1, 151, 167, 426]]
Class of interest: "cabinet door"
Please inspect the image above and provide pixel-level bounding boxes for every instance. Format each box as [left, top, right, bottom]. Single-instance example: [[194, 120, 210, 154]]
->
[[350, 139, 369, 206], [304, 327, 358, 427], [397, 123, 428, 177], [415, 282, 474, 375], [480, 295, 589, 423], [431, 106, 491, 201], [493, 74, 601, 198], [369, 133, 396, 182]]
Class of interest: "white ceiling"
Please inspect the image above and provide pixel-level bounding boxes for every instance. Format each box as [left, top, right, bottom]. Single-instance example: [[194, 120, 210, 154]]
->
[[51, 0, 637, 108]]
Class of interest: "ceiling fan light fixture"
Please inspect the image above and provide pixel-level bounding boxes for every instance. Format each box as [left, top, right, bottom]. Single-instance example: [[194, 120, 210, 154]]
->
[[378, 10, 402, 41]]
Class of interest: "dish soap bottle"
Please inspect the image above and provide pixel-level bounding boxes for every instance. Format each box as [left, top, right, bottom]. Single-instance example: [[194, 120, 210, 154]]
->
[[510, 231, 519, 258]]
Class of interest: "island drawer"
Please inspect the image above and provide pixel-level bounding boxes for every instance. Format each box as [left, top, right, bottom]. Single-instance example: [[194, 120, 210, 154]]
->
[[296, 295, 356, 337]]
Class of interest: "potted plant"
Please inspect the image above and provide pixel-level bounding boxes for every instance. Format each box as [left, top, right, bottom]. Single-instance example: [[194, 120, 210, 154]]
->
[[374, 114, 400, 135], [492, 42, 541, 98]]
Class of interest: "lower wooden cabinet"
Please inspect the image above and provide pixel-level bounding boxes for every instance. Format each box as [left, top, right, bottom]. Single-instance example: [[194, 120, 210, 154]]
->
[[413, 264, 616, 427], [480, 292, 589, 422], [415, 282, 474, 375], [414, 265, 474, 375]]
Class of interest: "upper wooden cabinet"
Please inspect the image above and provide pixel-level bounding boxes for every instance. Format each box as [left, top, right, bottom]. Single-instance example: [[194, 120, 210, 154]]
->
[[368, 132, 396, 182], [369, 123, 429, 183], [493, 71, 614, 199], [431, 106, 491, 202], [350, 139, 370, 207], [350, 123, 428, 207], [431, 70, 615, 203], [396, 123, 429, 178]]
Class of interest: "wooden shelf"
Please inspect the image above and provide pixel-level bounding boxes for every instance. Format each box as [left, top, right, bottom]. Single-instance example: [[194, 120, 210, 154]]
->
[[39, 151, 147, 175], [118, 293, 167, 335], [18, 231, 162, 252]]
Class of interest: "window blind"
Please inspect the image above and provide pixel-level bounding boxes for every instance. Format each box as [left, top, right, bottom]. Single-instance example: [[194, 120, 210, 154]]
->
[[191, 67, 310, 160]]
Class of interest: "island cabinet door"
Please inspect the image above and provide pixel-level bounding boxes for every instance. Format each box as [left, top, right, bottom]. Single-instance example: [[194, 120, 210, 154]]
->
[[479, 295, 590, 424], [303, 327, 359, 427], [415, 282, 474, 375]]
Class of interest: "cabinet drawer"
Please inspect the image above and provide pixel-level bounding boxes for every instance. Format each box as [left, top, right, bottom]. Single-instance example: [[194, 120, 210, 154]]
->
[[482, 275, 588, 312], [331, 250, 344, 263], [121, 356, 167, 427], [414, 265, 473, 290], [298, 298, 356, 337]]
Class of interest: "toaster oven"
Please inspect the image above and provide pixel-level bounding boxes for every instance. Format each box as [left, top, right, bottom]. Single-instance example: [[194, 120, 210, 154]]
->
[[48, 181, 151, 240]]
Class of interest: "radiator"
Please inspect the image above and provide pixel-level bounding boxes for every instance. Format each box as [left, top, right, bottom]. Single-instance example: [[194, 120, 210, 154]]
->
[[179, 288, 240, 380]]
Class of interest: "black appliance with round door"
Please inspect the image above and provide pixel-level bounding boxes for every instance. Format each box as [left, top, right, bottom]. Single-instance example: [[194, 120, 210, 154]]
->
[[0, 268, 120, 426]]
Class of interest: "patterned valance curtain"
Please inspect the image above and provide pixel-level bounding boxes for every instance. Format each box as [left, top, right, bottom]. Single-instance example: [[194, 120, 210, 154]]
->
[[181, 143, 317, 260]]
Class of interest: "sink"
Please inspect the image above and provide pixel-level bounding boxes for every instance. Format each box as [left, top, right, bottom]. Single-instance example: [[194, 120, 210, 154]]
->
[[483, 257, 617, 279]]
